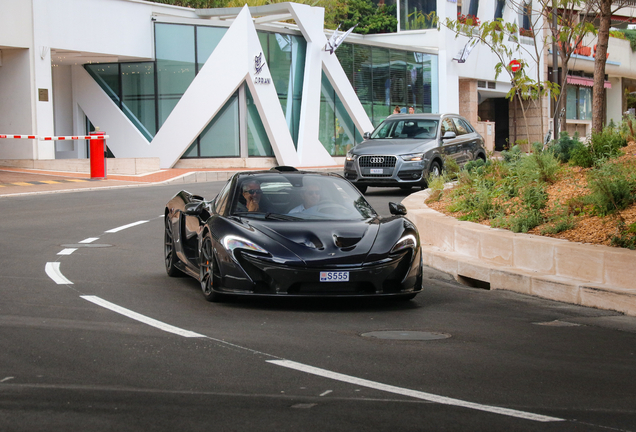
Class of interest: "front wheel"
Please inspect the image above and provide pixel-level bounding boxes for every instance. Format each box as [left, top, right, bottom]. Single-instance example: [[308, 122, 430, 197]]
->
[[355, 184, 368, 194], [164, 216, 182, 277], [200, 235, 223, 302], [422, 160, 442, 189]]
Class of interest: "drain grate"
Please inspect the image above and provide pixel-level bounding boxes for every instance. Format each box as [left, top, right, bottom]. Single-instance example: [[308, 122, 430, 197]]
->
[[361, 331, 451, 341]]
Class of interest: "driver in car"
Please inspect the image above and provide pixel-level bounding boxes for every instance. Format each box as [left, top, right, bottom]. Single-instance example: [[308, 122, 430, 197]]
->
[[236, 180, 263, 212], [289, 182, 321, 214]]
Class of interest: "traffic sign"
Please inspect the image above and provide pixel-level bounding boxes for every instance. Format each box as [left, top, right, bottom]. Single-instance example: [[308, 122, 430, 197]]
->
[[510, 59, 521, 73]]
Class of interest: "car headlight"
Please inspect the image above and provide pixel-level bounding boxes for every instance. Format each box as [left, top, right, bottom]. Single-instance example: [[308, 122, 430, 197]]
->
[[391, 234, 418, 253], [222, 235, 268, 255], [400, 153, 424, 161], [346, 151, 356, 161]]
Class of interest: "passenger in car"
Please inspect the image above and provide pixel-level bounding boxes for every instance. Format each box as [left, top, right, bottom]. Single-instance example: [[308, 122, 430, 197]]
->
[[289, 181, 322, 214]]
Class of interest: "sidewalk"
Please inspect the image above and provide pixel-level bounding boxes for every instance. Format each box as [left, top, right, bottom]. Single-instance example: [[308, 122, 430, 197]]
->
[[0, 165, 341, 197]]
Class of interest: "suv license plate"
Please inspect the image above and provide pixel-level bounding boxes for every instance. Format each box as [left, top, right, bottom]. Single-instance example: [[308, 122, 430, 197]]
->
[[370, 168, 383, 174], [320, 271, 349, 282]]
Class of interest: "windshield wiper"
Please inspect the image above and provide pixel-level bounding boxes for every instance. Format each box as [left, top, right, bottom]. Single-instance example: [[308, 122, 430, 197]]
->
[[264, 213, 303, 221]]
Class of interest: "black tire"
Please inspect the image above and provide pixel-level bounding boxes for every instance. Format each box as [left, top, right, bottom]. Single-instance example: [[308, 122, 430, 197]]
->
[[164, 216, 182, 277], [423, 160, 442, 189], [355, 184, 368, 194], [200, 235, 223, 302]]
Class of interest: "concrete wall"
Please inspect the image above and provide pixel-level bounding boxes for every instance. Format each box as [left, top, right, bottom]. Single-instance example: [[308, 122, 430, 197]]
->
[[0, 49, 35, 159]]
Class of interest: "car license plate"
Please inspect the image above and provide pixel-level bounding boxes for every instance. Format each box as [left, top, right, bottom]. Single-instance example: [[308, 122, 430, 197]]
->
[[320, 271, 349, 282], [370, 168, 383, 174]]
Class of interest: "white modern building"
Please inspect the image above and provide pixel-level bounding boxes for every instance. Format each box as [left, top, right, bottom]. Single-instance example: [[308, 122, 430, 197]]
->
[[0, 0, 633, 171]]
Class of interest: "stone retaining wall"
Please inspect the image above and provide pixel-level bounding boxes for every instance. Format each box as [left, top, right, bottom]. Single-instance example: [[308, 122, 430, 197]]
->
[[402, 191, 636, 316]]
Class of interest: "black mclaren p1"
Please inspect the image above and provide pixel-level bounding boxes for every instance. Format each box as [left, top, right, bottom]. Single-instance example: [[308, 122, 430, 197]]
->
[[164, 167, 423, 302]]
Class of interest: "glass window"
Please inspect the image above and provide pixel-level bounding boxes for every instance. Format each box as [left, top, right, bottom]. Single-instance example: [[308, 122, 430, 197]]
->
[[578, 87, 592, 120], [400, 0, 437, 31], [198, 93, 240, 157], [246, 86, 274, 157], [495, 0, 505, 19], [196, 26, 227, 71], [213, 178, 233, 215], [156, 23, 196, 128], [390, 50, 407, 109], [85, 64, 120, 106], [452, 117, 469, 135], [441, 118, 455, 136], [121, 63, 156, 138], [370, 118, 438, 139], [566, 85, 577, 119], [320, 72, 360, 156], [371, 47, 390, 118]]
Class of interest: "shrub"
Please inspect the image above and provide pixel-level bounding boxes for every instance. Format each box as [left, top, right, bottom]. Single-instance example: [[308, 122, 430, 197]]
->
[[551, 131, 582, 163], [586, 164, 636, 216], [611, 222, 636, 250]]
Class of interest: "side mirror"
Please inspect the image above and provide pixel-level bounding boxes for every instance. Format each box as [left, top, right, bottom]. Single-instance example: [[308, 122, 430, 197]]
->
[[184, 201, 205, 216], [363, 132, 371, 140], [389, 202, 407, 216], [442, 131, 457, 140]]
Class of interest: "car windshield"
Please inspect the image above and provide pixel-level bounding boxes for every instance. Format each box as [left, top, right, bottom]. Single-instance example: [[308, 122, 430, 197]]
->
[[230, 173, 377, 220], [370, 119, 438, 140]]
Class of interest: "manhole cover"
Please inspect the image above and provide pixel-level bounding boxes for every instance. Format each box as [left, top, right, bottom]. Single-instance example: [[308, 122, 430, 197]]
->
[[361, 331, 451, 341], [61, 243, 112, 248]]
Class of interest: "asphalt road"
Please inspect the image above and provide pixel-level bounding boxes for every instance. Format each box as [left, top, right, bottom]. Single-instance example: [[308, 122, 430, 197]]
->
[[1, 181, 636, 431]]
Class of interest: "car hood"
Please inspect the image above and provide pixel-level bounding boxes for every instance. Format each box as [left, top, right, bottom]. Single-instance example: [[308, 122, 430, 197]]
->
[[247, 219, 381, 267], [351, 139, 436, 156]]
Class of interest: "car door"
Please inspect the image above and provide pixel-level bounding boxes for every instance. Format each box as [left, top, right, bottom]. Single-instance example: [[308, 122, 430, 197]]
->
[[440, 117, 463, 164], [451, 117, 474, 164]]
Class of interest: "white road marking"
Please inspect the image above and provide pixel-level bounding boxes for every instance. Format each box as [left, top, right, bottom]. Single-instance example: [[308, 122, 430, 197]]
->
[[105, 220, 148, 233], [57, 248, 77, 256], [0, 377, 14, 383], [319, 390, 333, 397], [267, 360, 564, 423], [79, 237, 99, 244], [80, 296, 205, 338], [45, 262, 73, 285]]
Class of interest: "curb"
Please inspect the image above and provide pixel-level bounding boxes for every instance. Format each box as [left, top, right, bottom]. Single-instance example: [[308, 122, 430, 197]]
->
[[402, 189, 636, 317]]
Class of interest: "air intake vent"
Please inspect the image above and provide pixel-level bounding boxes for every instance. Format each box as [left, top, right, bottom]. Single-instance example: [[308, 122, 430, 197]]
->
[[488, 81, 496, 89], [477, 80, 486, 88]]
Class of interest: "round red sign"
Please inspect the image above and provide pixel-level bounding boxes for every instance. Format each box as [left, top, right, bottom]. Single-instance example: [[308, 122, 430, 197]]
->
[[510, 59, 521, 72]]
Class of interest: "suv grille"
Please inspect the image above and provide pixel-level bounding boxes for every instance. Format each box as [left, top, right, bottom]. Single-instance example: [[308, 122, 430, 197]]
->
[[359, 155, 397, 168]]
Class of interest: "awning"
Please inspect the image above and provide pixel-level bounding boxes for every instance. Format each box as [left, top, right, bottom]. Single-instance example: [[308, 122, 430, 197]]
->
[[566, 76, 612, 89]]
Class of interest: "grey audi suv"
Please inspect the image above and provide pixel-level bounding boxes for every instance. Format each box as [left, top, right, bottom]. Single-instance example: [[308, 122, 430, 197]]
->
[[344, 113, 487, 193]]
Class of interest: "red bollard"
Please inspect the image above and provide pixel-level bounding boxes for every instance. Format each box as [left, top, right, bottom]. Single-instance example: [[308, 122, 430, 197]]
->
[[89, 130, 107, 179]]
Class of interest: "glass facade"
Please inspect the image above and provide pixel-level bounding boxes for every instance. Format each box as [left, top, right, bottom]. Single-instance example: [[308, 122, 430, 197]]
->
[[85, 21, 438, 161], [336, 43, 437, 128], [399, 0, 437, 31]]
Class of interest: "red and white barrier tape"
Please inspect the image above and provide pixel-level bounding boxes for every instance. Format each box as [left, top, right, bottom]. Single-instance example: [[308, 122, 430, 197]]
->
[[0, 135, 37, 139], [0, 134, 108, 140], [40, 135, 109, 141]]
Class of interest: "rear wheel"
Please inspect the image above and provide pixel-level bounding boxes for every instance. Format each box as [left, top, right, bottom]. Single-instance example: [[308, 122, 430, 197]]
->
[[200, 235, 223, 302], [164, 216, 182, 277]]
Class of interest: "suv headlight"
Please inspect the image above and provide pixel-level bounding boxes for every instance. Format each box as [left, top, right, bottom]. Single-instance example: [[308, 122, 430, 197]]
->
[[346, 151, 356, 161], [400, 153, 424, 161]]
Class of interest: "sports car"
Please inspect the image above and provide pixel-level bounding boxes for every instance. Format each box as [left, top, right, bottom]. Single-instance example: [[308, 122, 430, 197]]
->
[[164, 167, 422, 301]]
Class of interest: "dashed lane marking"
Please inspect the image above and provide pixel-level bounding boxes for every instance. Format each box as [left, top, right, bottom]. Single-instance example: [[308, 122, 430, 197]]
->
[[267, 360, 565, 423], [105, 220, 149, 233], [45, 262, 73, 285], [80, 295, 205, 338]]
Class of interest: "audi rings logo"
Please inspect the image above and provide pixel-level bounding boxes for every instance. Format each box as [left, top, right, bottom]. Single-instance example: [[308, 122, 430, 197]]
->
[[370, 157, 385, 164]]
